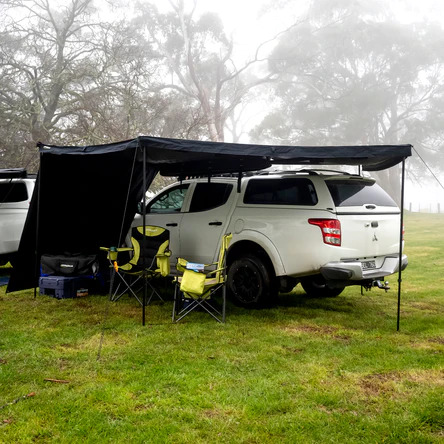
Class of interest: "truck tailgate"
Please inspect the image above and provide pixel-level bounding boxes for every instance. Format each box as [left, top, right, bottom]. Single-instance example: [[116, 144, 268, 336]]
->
[[337, 209, 401, 259]]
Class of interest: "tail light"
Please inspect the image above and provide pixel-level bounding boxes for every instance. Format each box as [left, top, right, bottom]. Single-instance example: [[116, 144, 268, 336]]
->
[[308, 218, 341, 246]]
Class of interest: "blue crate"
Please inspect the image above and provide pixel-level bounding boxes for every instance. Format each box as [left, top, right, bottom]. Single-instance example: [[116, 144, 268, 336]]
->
[[39, 276, 89, 299]]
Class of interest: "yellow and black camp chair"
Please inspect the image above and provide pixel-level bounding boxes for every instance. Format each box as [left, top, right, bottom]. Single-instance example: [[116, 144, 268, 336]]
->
[[172, 233, 232, 323], [101, 225, 171, 306]]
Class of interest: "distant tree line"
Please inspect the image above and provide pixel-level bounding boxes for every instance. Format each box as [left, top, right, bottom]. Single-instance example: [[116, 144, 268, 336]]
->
[[0, 0, 443, 196]]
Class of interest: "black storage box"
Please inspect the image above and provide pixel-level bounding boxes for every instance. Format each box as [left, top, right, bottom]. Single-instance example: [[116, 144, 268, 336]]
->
[[39, 276, 89, 299]]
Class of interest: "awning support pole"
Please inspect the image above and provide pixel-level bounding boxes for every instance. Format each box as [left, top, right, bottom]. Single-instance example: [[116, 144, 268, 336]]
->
[[397, 159, 406, 331], [34, 150, 43, 298], [142, 144, 147, 326]]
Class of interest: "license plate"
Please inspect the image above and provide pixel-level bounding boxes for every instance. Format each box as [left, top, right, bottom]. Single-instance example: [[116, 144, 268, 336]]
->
[[361, 260, 376, 270]]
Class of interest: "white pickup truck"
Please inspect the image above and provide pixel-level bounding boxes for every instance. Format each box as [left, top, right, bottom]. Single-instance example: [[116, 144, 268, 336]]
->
[[140, 169, 408, 306], [0, 169, 36, 266]]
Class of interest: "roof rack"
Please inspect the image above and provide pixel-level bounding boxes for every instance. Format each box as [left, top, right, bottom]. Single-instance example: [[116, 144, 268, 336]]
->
[[271, 169, 317, 175], [179, 168, 360, 182], [182, 170, 265, 180], [295, 169, 354, 176], [256, 168, 355, 176]]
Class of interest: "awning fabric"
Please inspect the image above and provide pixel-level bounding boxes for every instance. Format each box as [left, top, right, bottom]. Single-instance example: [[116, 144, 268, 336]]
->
[[40, 136, 412, 173], [7, 136, 412, 292]]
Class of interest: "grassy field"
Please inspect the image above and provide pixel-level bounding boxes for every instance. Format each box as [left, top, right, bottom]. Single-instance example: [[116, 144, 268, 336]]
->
[[0, 213, 443, 443]]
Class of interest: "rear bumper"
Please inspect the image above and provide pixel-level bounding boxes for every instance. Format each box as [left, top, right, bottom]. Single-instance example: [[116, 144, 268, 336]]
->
[[320, 255, 408, 282]]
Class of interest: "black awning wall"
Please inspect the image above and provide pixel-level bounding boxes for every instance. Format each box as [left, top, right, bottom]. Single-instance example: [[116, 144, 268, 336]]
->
[[7, 136, 412, 293], [8, 142, 156, 292]]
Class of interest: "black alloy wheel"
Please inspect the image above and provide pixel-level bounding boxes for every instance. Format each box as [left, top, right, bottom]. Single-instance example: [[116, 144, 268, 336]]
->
[[227, 254, 274, 307]]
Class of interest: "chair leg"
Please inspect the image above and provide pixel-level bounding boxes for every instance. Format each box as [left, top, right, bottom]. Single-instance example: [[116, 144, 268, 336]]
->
[[108, 266, 116, 302], [198, 299, 224, 323], [111, 272, 167, 307], [222, 285, 226, 323], [174, 288, 226, 323], [145, 280, 165, 305], [174, 299, 201, 323], [111, 273, 143, 306], [172, 284, 179, 322]]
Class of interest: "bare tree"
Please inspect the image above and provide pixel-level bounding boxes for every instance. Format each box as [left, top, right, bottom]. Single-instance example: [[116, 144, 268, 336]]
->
[[252, 0, 444, 200], [134, 0, 277, 142], [0, 0, 108, 168]]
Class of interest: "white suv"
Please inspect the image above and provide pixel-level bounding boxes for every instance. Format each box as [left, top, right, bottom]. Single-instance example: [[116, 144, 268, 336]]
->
[[0, 169, 36, 266], [139, 169, 408, 306]]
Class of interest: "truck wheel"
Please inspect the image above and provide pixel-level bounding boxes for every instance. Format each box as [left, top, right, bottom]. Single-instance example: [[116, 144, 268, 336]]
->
[[300, 275, 345, 298], [227, 254, 275, 307]]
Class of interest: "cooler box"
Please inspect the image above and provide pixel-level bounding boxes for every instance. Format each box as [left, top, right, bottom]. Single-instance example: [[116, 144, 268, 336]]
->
[[39, 276, 89, 299]]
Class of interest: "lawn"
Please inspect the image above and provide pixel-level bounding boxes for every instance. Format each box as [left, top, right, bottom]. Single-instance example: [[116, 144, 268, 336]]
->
[[0, 213, 443, 443]]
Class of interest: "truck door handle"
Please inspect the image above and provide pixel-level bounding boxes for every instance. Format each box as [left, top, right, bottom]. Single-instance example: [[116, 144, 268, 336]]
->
[[209, 221, 222, 226], [166, 223, 178, 227]]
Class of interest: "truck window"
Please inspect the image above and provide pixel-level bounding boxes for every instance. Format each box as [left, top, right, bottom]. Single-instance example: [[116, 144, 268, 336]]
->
[[189, 183, 233, 212], [326, 180, 397, 207], [244, 178, 318, 206], [148, 185, 189, 213], [0, 183, 28, 203]]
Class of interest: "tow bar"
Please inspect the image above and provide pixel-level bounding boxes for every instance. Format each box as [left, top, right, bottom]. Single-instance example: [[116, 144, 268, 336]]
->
[[362, 280, 390, 294]]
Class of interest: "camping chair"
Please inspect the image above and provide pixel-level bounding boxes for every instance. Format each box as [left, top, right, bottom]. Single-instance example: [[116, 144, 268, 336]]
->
[[172, 233, 232, 323], [101, 225, 171, 306]]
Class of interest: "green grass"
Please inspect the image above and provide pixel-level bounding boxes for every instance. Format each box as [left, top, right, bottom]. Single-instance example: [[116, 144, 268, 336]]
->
[[0, 212, 443, 443]]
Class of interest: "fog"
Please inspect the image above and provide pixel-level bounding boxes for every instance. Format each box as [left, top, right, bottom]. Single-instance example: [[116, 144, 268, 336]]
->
[[0, 0, 443, 207]]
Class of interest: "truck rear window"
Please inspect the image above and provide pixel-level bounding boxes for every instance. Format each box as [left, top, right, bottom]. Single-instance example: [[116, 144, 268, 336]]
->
[[0, 183, 28, 203], [244, 178, 318, 206], [326, 180, 397, 207]]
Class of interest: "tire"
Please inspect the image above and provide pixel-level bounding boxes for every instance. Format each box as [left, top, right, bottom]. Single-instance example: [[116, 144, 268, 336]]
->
[[227, 254, 275, 307], [300, 275, 345, 298]]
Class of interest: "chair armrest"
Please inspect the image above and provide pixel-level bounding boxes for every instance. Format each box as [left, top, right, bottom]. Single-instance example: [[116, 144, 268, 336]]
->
[[205, 266, 225, 277], [100, 246, 133, 261], [156, 250, 171, 258], [176, 257, 189, 273]]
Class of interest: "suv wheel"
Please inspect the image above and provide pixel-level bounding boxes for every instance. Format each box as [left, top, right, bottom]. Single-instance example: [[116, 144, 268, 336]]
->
[[301, 275, 344, 298], [227, 254, 275, 307]]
